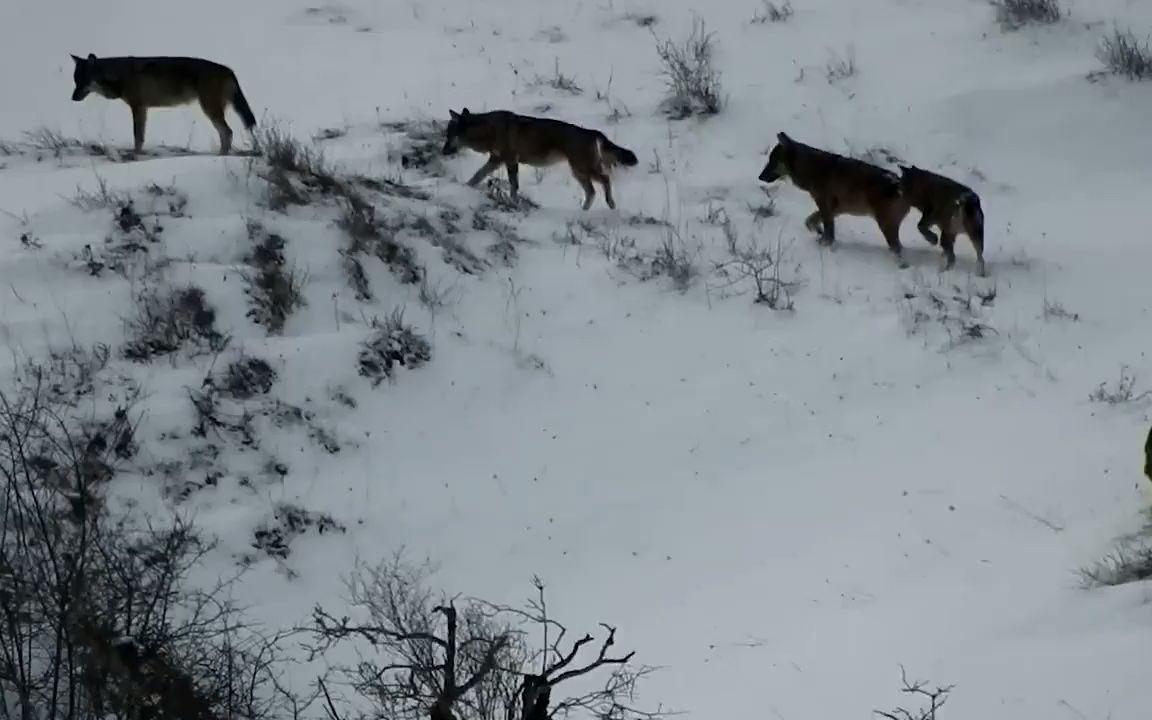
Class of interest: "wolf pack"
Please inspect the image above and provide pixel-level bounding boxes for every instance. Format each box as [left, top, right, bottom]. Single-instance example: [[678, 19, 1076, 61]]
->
[[69, 51, 986, 280]]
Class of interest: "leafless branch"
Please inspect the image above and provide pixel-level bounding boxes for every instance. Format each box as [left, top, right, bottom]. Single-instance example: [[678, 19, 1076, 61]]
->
[[873, 666, 954, 720]]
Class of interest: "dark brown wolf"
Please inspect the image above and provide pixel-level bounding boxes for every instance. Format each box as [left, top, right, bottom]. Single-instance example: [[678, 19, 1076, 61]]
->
[[440, 108, 638, 210], [70, 53, 257, 156], [758, 132, 911, 267], [898, 164, 986, 276]]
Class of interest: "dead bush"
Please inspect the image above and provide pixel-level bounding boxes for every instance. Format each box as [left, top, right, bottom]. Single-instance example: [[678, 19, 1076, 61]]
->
[[241, 220, 309, 335], [357, 308, 432, 386], [336, 187, 424, 291], [991, 0, 1061, 31], [654, 19, 725, 119], [122, 284, 230, 362], [1096, 27, 1152, 80]]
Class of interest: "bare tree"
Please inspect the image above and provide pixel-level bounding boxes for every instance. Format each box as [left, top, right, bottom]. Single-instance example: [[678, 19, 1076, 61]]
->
[[309, 564, 664, 720], [309, 553, 522, 720]]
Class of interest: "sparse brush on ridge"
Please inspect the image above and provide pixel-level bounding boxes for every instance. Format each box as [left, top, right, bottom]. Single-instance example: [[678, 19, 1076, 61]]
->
[[654, 18, 725, 119], [991, 0, 1061, 31], [1096, 27, 1152, 80], [251, 122, 342, 208], [122, 284, 230, 362], [241, 220, 308, 335]]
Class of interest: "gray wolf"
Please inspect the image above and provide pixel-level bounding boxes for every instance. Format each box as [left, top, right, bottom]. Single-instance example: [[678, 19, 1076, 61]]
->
[[441, 108, 638, 210], [898, 164, 986, 276], [70, 53, 257, 156], [758, 132, 911, 267]]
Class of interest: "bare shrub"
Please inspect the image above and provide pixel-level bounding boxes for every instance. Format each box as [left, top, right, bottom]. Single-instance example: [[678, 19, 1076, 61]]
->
[[75, 182, 189, 278], [252, 123, 344, 209], [650, 232, 699, 291], [122, 284, 230, 361], [751, 0, 794, 24], [991, 0, 1061, 31], [654, 19, 725, 119], [1088, 365, 1150, 404], [873, 666, 954, 720], [624, 12, 659, 28], [216, 354, 278, 400], [358, 308, 433, 386], [336, 187, 424, 291], [825, 45, 858, 83], [308, 557, 662, 720], [529, 58, 584, 95], [241, 220, 309, 335], [16, 127, 109, 160], [713, 219, 798, 309], [1096, 27, 1152, 81], [384, 118, 450, 176], [747, 194, 778, 222], [603, 226, 698, 292], [69, 174, 133, 212], [248, 503, 347, 563], [898, 280, 997, 350], [1041, 297, 1079, 322], [1081, 543, 1152, 587]]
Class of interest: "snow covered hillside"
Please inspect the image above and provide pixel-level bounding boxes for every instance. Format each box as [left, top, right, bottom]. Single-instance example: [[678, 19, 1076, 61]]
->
[[1, 0, 1151, 718]]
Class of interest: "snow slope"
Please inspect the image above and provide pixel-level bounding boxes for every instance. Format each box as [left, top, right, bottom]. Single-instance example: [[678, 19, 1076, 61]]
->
[[2, 0, 1152, 718]]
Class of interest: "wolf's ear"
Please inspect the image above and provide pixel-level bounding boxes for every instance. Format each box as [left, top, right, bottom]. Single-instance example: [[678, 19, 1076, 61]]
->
[[449, 109, 461, 120], [461, 107, 471, 116], [87, 53, 97, 61], [777, 132, 792, 144], [71, 54, 83, 64]]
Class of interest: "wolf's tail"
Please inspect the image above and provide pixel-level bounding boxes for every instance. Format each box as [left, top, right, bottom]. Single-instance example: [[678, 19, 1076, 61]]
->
[[230, 77, 257, 130], [597, 133, 639, 169], [960, 191, 984, 240]]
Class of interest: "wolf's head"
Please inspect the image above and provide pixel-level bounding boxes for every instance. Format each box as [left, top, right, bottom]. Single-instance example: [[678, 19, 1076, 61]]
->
[[758, 132, 797, 184], [441, 108, 474, 156], [70, 53, 113, 101]]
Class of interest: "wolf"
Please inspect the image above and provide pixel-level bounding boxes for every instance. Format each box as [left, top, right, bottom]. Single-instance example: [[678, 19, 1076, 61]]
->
[[440, 108, 638, 210], [897, 164, 986, 276], [69, 53, 257, 156], [1144, 426, 1151, 484], [758, 132, 911, 267]]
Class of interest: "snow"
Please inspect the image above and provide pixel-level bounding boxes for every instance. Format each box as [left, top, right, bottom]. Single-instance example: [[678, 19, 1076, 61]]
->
[[2, 0, 1152, 718]]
